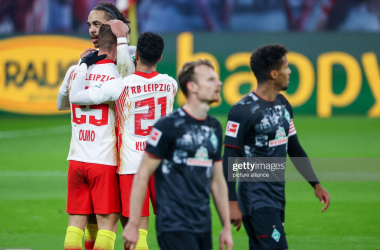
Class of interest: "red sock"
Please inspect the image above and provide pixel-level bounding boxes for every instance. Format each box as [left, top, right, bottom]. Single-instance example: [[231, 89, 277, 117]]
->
[[85, 240, 95, 250]]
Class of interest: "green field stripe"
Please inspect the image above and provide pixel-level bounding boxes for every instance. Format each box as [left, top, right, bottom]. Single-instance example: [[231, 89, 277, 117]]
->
[[0, 125, 71, 139], [0, 171, 67, 176]]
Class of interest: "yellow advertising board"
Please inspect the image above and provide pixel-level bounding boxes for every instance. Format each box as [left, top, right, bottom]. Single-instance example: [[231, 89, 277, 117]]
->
[[0, 35, 93, 115]]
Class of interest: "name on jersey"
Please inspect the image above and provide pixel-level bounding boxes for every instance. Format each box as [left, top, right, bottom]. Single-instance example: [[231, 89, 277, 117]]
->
[[130, 83, 172, 94], [85, 74, 115, 82], [135, 141, 147, 151], [79, 129, 95, 142]]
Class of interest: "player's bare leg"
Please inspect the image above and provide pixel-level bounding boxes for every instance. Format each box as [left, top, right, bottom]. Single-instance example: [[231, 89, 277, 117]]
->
[[64, 214, 88, 250], [93, 213, 120, 250], [121, 216, 149, 250], [85, 214, 98, 250]]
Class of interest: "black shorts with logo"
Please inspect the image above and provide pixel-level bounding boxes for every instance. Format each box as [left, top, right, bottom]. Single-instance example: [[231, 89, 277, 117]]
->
[[157, 230, 212, 250], [242, 207, 288, 250]]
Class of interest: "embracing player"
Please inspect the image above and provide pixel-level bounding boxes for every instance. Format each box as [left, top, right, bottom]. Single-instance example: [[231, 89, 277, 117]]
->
[[57, 2, 136, 249], [223, 44, 330, 250], [70, 32, 177, 250], [62, 24, 122, 250], [57, 1, 135, 112]]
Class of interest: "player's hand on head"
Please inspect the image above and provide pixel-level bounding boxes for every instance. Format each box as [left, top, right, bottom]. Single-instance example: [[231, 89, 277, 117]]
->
[[220, 226, 233, 250], [229, 201, 242, 231], [80, 48, 97, 60], [123, 222, 139, 250], [314, 183, 330, 212], [106, 20, 129, 38], [81, 51, 106, 68]]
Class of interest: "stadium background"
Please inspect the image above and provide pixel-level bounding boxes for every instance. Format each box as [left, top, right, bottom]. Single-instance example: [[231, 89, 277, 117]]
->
[[0, 0, 379, 249]]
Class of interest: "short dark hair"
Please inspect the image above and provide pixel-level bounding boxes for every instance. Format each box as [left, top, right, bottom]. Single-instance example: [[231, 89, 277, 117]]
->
[[178, 59, 214, 98], [250, 45, 288, 83], [93, 2, 131, 27], [137, 32, 164, 66], [98, 24, 117, 51]]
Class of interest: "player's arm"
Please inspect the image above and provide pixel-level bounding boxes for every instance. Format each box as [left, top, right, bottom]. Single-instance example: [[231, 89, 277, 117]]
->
[[117, 43, 136, 78], [106, 20, 136, 78], [211, 121, 233, 250], [288, 133, 330, 212], [285, 99, 330, 212], [69, 59, 124, 105], [211, 160, 233, 250], [123, 153, 161, 250], [222, 105, 250, 230], [57, 92, 70, 111], [222, 146, 242, 230], [57, 66, 75, 111], [124, 121, 170, 249]]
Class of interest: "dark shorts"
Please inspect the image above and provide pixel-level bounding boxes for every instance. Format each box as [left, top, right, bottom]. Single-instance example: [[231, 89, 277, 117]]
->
[[242, 207, 288, 250], [157, 231, 212, 250]]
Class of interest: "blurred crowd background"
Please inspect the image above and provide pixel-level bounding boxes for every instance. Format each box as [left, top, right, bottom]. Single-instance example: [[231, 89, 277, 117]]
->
[[1, 0, 380, 34]]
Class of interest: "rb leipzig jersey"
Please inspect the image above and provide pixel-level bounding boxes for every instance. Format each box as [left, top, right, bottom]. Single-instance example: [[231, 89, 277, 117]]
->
[[66, 59, 119, 166], [88, 71, 178, 174]]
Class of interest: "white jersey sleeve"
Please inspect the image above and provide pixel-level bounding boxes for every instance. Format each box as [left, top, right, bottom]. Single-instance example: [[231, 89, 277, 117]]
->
[[70, 64, 125, 105], [88, 77, 125, 104], [117, 42, 136, 78], [57, 65, 76, 110]]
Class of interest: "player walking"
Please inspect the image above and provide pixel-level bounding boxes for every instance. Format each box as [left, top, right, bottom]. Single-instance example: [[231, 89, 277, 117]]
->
[[62, 24, 121, 250], [70, 32, 177, 250], [223, 44, 330, 250], [123, 60, 233, 250]]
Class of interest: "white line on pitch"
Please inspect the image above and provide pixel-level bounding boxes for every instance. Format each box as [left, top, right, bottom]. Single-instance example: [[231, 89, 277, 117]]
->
[[0, 125, 71, 139]]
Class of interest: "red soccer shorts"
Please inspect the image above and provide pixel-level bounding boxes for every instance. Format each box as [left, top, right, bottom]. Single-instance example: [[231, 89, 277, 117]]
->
[[119, 174, 156, 217], [67, 160, 121, 215]]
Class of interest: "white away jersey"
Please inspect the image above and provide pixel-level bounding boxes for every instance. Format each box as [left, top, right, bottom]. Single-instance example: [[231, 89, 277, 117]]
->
[[88, 71, 177, 174], [66, 59, 119, 165]]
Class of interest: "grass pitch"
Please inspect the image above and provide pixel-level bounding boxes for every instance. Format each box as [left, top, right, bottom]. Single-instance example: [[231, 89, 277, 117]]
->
[[0, 115, 379, 249]]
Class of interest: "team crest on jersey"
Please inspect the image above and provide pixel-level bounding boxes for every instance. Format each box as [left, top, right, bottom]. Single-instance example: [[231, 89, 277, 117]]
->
[[269, 127, 288, 147], [187, 146, 212, 167], [284, 108, 290, 123], [210, 130, 218, 150], [147, 127, 162, 147], [195, 146, 208, 159], [225, 121, 239, 138]]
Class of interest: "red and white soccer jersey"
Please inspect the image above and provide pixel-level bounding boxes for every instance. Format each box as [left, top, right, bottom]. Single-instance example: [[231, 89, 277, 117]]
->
[[87, 71, 178, 174], [66, 59, 119, 166]]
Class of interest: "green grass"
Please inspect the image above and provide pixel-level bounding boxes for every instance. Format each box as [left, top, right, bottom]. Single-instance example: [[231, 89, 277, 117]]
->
[[0, 115, 379, 249]]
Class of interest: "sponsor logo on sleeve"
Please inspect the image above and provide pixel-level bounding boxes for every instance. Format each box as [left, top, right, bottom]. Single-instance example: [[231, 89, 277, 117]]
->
[[147, 127, 162, 147], [225, 121, 240, 138]]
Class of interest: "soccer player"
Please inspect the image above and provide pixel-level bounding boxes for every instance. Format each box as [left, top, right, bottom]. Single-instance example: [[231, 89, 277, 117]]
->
[[86, 2, 136, 77], [223, 44, 330, 250], [58, 1, 135, 112], [57, 3, 136, 249], [62, 24, 121, 250], [123, 60, 233, 250], [70, 32, 177, 250]]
